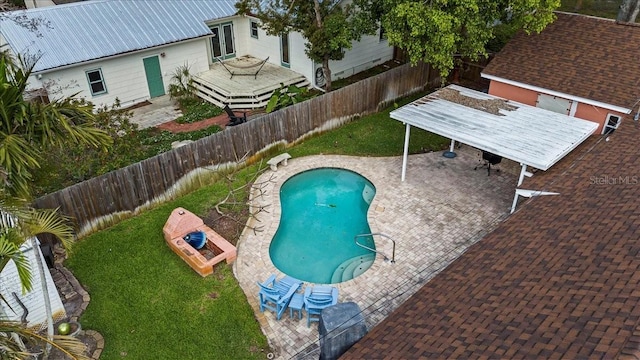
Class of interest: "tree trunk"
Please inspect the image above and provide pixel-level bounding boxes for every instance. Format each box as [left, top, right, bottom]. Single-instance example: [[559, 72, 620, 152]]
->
[[574, 0, 583, 11], [312, 0, 332, 92], [617, 0, 640, 22], [323, 57, 332, 92], [32, 238, 54, 357]]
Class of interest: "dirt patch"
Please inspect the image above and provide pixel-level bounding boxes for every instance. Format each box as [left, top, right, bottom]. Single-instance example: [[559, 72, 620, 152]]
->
[[203, 207, 250, 246], [435, 88, 517, 115], [156, 113, 229, 133], [123, 100, 152, 110]]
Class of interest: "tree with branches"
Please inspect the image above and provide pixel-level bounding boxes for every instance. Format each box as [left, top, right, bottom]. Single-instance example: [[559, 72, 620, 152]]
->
[[0, 51, 110, 357], [237, 0, 380, 92], [0, 53, 112, 196], [0, 190, 90, 359], [381, 0, 560, 79]]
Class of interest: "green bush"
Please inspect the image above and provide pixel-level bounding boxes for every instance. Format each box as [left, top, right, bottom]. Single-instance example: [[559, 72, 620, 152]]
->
[[140, 126, 222, 154], [31, 102, 222, 197], [175, 100, 223, 124], [168, 64, 194, 100], [266, 83, 311, 113]]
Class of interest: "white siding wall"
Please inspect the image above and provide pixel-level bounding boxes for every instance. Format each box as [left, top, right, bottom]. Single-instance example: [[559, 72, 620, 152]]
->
[[0, 239, 66, 331], [237, 15, 393, 85], [33, 38, 210, 109], [288, 32, 314, 81], [233, 16, 314, 79], [329, 34, 393, 80], [233, 17, 253, 58], [24, 15, 393, 106]]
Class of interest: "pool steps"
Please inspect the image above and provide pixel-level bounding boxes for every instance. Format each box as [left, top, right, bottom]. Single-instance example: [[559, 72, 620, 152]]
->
[[331, 253, 375, 283]]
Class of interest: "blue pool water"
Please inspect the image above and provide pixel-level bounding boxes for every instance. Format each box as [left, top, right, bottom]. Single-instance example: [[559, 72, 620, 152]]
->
[[269, 168, 376, 284]]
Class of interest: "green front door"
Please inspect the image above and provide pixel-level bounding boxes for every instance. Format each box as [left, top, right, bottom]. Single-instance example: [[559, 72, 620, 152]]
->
[[143, 56, 165, 98]]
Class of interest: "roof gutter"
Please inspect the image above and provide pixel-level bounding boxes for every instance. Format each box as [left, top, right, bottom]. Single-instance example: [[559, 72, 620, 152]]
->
[[481, 73, 632, 114]]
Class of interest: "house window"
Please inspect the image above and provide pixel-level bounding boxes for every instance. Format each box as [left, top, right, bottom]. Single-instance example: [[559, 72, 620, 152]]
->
[[280, 33, 290, 67], [603, 114, 622, 135], [210, 22, 235, 61], [536, 93, 571, 115], [379, 26, 386, 41], [86, 69, 107, 96], [250, 20, 259, 39]]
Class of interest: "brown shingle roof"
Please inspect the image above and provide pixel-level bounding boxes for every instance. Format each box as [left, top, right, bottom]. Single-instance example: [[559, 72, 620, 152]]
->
[[483, 12, 640, 110], [343, 120, 640, 358]]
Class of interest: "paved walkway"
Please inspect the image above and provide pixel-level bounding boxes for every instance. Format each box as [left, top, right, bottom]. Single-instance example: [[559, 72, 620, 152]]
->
[[51, 248, 104, 359], [233, 147, 518, 359], [128, 95, 182, 129], [128, 95, 258, 133]]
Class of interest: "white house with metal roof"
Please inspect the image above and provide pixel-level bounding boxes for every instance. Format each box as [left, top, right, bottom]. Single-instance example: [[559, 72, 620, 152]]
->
[[0, 0, 393, 109]]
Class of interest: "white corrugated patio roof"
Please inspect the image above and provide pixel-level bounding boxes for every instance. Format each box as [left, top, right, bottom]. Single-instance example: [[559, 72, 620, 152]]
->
[[391, 85, 598, 171], [0, 0, 237, 72]]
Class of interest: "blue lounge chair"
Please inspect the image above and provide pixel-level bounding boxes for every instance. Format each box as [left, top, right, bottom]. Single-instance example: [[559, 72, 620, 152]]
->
[[257, 274, 302, 320], [303, 285, 338, 327]]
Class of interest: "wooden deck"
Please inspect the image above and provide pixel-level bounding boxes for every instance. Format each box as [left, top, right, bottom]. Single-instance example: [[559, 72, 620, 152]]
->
[[192, 56, 309, 109]]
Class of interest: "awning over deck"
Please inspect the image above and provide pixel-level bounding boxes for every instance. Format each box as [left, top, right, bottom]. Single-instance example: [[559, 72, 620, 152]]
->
[[391, 85, 599, 212]]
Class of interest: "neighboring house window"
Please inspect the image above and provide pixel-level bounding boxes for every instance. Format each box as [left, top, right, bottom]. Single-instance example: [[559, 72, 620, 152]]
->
[[379, 26, 386, 41], [86, 69, 107, 96], [250, 20, 259, 39], [603, 114, 622, 135], [280, 33, 290, 67], [536, 93, 571, 115]]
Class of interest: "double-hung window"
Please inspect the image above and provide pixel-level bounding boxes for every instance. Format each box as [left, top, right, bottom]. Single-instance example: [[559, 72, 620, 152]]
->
[[280, 33, 290, 67], [86, 69, 107, 96], [250, 20, 259, 39]]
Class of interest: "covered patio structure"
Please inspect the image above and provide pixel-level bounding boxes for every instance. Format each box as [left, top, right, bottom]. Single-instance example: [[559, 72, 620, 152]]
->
[[392, 85, 599, 212]]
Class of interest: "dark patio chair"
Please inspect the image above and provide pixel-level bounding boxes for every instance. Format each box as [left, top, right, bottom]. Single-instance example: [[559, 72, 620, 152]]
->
[[224, 104, 247, 126], [474, 150, 502, 176]]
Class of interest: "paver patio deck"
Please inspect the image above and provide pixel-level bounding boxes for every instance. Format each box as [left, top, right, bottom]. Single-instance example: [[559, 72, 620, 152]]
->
[[234, 147, 517, 359]]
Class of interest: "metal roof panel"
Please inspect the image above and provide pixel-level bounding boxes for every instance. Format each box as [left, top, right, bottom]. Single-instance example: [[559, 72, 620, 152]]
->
[[391, 85, 599, 170], [0, 0, 237, 72]]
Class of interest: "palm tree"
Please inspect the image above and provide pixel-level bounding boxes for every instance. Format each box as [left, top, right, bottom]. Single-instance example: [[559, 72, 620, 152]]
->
[[0, 318, 89, 359], [0, 190, 88, 359], [0, 52, 112, 196], [0, 51, 111, 359]]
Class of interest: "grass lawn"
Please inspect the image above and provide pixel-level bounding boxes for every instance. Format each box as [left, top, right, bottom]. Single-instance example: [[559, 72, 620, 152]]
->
[[65, 166, 269, 359], [64, 90, 448, 359], [290, 95, 448, 158]]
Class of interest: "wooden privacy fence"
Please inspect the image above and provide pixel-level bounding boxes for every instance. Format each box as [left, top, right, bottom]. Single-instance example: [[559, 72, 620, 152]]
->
[[34, 62, 437, 232]]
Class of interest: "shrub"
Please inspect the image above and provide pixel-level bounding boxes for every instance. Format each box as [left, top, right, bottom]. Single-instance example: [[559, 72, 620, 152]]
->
[[174, 100, 223, 124], [31, 101, 222, 196], [140, 125, 222, 154], [266, 83, 310, 113], [168, 63, 194, 100]]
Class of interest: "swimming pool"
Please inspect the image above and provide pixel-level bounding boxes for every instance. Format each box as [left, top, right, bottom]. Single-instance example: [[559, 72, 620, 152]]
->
[[269, 168, 376, 284]]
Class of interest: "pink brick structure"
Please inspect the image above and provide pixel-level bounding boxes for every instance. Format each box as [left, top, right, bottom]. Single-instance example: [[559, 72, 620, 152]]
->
[[163, 207, 237, 277]]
